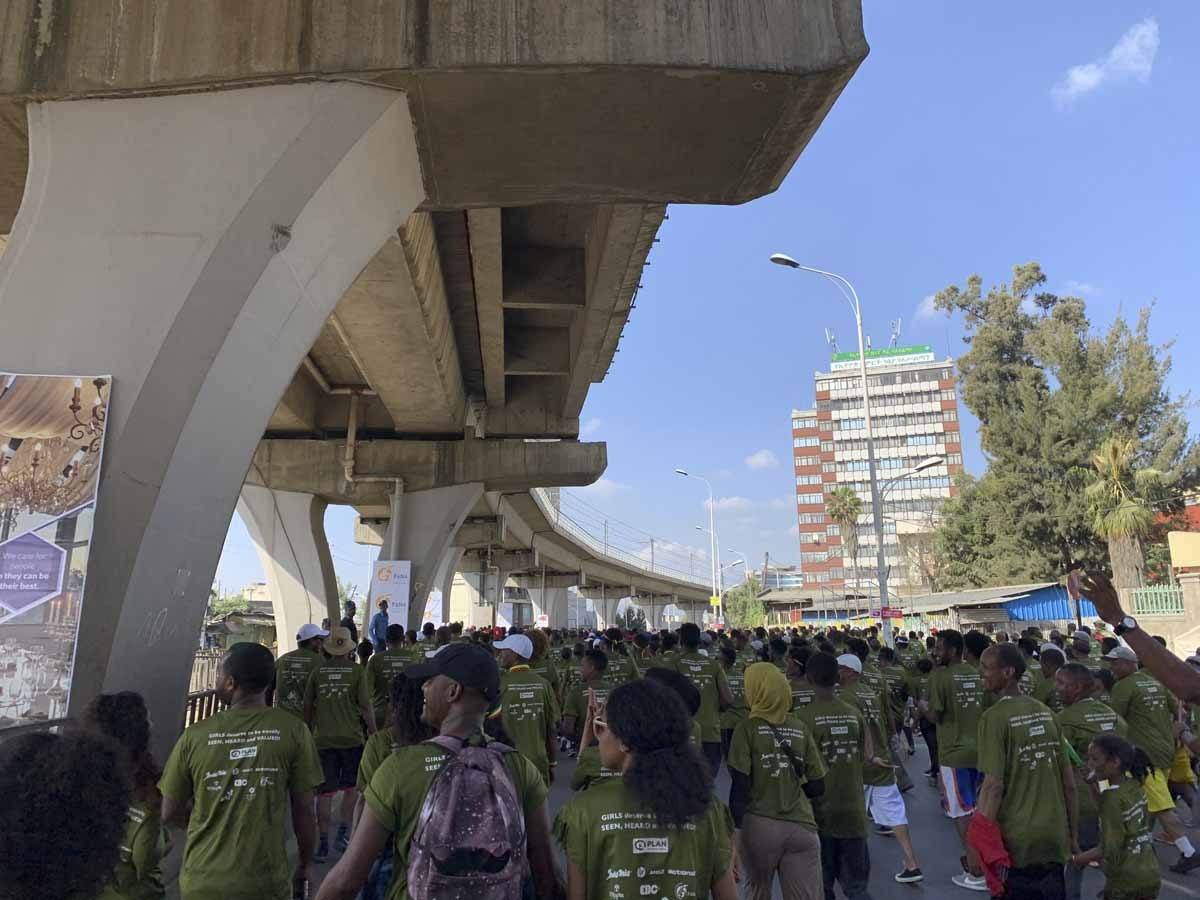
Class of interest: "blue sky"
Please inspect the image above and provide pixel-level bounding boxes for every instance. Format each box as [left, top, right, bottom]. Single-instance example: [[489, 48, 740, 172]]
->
[[215, 4, 1200, 595]]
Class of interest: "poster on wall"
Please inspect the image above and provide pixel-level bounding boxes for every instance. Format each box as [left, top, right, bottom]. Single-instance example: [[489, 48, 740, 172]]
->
[[368, 559, 412, 635], [0, 372, 110, 730]]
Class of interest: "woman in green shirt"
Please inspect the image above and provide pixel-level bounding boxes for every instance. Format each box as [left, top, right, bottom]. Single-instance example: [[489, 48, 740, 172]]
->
[[554, 679, 737, 900], [1072, 734, 1160, 900], [82, 692, 165, 900]]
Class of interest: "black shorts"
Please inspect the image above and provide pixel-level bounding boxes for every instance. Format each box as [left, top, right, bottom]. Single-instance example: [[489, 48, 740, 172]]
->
[[318, 745, 364, 794]]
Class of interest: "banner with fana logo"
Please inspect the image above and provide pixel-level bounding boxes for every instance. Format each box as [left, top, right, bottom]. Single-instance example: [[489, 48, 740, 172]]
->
[[368, 559, 412, 634], [0, 372, 110, 730]]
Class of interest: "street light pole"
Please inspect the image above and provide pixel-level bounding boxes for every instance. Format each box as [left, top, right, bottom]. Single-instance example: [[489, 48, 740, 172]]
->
[[677, 469, 722, 624], [769, 254, 893, 645]]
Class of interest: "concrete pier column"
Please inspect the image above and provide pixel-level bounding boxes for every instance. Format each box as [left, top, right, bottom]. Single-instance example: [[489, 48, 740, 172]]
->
[[0, 83, 423, 746], [237, 486, 339, 652], [435, 547, 466, 627], [378, 484, 484, 631]]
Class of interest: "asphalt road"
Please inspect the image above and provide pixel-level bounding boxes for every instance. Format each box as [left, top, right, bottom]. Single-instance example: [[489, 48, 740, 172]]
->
[[161, 742, 1200, 899]]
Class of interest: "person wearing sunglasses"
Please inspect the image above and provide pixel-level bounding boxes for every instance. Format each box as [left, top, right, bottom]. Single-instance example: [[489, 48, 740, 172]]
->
[[553, 679, 737, 900]]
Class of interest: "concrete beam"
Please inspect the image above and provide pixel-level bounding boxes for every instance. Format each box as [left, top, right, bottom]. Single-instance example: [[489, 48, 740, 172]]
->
[[504, 327, 571, 376], [468, 208, 505, 408], [0, 2, 868, 223], [247, 437, 606, 504], [503, 246, 585, 310]]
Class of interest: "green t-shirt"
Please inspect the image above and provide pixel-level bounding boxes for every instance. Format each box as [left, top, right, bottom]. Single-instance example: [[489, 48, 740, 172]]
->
[[909, 671, 931, 704], [1056, 698, 1128, 819], [790, 679, 818, 711], [929, 661, 989, 768], [563, 680, 610, 727], [1109, 671, 1177, 769], [158, 707, 323, 900], [553, 778, 732, 900], [529, 658, 561, 698], [95, 800, 164, 900], [357, 729, 403, 790], [976, 695, 1069, 868], [498, 666, 560, 782], [880, 665, 909, 724], [847, 681, 894, 788], [606, 653, 641, 684], [727, 715, 825, 827], [668, 651, 730, 743], [560, 658, 584, 700], [794, 696, 868, 839], [366, 648, 412, 725], [720, 667, 748, 731], [570, 744, 620, 792], [365, 735, 548, 900], [274, 648, 322, 718], [303, 654, 371, 749], [1098, 780, 1161, 899]]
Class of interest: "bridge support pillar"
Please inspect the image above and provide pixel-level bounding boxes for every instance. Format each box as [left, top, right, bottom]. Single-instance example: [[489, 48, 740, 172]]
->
[[435, 547, 465, 627], [237, 486, 339, 651], [378, 484, 484, 632], [0, 83, 423, 751]]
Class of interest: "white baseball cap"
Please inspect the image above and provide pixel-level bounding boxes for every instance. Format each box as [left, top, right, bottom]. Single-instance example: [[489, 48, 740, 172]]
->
[[1104, 645, 1138, 663], [836, 653, 863, 674], [494, 634, 534, 660], [296, 623, 330, 642]]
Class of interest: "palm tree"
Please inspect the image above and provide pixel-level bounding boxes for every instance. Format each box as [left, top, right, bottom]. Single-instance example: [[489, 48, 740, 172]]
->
[[1085, 437, 1166, 591], [826, 486, 864, 614]]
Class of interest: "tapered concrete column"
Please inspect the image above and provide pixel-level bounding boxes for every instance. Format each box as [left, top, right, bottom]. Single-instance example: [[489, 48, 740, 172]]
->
[[378, 484, 484, 631], [0, 83, 423, 748], [237, 486, 339, 651], [435, 547, 465, 626]]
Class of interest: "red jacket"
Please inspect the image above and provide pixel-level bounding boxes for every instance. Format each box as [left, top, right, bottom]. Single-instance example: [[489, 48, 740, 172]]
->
[[967, 813, 1012, 895]]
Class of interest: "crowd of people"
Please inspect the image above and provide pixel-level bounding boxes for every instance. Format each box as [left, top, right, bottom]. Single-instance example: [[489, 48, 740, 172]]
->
[[4, 572, 1200, 900]]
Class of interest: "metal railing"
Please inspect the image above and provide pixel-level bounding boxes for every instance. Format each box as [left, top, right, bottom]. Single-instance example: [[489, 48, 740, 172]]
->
[[190, 649, 224, 693], [185, 689, 227, 726], [531, 487, 710, 589], [1129, 584, 1186, 617]]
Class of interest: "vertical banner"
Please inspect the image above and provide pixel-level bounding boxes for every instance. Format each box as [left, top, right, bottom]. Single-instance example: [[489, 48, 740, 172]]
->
[[368, 560, 412, 635], [0, 372, 110, 730]]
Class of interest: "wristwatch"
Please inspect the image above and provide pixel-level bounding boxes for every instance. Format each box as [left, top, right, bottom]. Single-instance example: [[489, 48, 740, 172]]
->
[[1114, 616, 1139, 636]]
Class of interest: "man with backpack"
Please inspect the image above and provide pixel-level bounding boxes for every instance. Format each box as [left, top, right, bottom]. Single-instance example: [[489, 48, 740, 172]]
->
[[314, 642, 563, 900]]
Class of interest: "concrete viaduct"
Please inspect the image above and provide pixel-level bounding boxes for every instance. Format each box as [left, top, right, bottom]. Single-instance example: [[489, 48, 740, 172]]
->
[[0, 1, 867, 739]]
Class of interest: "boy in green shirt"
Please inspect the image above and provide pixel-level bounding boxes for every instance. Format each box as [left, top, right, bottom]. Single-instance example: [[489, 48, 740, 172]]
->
[[494, 633, 560, 784], [668, 622, 734, 777], [561, 648, 610, 743], [366, 624, 411, 726], [273, 623, 328, 717], [162, 643, 323, 900], [718, 645, 749, 759]]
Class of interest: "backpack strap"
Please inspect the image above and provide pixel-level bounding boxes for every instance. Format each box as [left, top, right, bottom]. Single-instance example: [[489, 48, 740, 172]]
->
[[763, 721, 807, 782]]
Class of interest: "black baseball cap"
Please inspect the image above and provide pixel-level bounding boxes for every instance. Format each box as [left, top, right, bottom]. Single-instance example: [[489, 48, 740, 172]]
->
[[405, 642, 500, 703]]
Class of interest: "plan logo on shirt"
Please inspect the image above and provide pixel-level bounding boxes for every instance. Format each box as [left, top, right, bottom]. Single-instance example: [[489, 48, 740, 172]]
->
[[632, 837, 669, 854], [229, 745, 258, 761]]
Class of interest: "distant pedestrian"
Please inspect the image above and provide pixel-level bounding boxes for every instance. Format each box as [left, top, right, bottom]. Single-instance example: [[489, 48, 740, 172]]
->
[[274, 623, 328, 718], [369, 598, 388, 653]]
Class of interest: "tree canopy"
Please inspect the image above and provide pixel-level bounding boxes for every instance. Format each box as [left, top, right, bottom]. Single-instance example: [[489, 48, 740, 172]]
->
[[932, 263, 1196, 588]]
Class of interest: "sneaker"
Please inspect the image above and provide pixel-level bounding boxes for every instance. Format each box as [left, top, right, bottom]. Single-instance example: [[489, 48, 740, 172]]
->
[[895, 868, 924, 884], [314, 835, 329, 864], [1170, 853, 1200, 875], [874, 825, 896, 836], [334, 825, 351, 853], [951, 873, 989, 892]]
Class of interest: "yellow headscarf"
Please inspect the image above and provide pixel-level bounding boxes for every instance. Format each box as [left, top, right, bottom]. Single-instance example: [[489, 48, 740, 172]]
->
[[744, 662, 792, 725]]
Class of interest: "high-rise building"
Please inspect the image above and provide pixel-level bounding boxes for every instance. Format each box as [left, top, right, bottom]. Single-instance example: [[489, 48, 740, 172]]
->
[[791, 344, 964, 596]]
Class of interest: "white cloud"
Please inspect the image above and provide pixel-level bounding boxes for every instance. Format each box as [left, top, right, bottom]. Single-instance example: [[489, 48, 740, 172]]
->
[[1053, 18, 1159, 106], [578, 477, 627, 499], [580, 417, 602, 438], [1063, 280, 1099, 297], [705, 495, 754, 512], [914, 294, 938, 320], [744, 449, 780, 471]]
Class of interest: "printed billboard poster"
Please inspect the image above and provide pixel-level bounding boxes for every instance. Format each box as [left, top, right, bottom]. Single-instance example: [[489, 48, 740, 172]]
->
[[368, 559, 412, 635], [0, 372, 110, 730]]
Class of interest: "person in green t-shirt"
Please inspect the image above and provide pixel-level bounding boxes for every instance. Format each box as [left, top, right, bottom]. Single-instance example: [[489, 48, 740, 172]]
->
[[493, 632, 560, 784], [727, 662, 825, 900], [561, 648, 610, 743], [1072, 733, 1160, 900], [304, 626, 377, 860], [366, 624, 412, 727], [315, 642, 563, 900], [719, 645, 749, 759], [976, 643, 1076, 897], [793, 651, 873, 900], [82, 692, 165, 900], [274, 623, 329, 718], [553, 678, 736, 900], [924, 628, 990, 890], [1106, 644, 1200, 873], [668, 622, 733, 778], [161, 643, 323, 900], [1056, 662, 1128, 900], [527, 629, 562, 701], [571, 685, 622, 792]]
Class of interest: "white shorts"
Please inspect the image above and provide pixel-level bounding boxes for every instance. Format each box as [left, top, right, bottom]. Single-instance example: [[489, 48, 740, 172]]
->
[[863, 783, 908, 828]]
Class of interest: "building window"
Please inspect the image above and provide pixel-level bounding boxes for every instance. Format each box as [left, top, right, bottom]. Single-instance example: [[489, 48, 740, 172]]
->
[[794, 436, 820, 448], [800, 551, 826, 564], [822, 461, 836, 473], [800, 531, 823, 544], [820, 441, 834, 453], [795, 474, 821, 486], [793, 417, 817, 430], [796, 492, 823, 505], [826, 524, 840, 536], [797, 513, 825, 525], [947, 452, 963, 465], [941, 390, 956, 401], [795, 455, 818, 467], [943, 408, 957, 422]]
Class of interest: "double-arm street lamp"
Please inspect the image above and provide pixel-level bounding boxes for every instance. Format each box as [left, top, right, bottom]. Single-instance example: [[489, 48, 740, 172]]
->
[[769, 253, 896, 644]]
